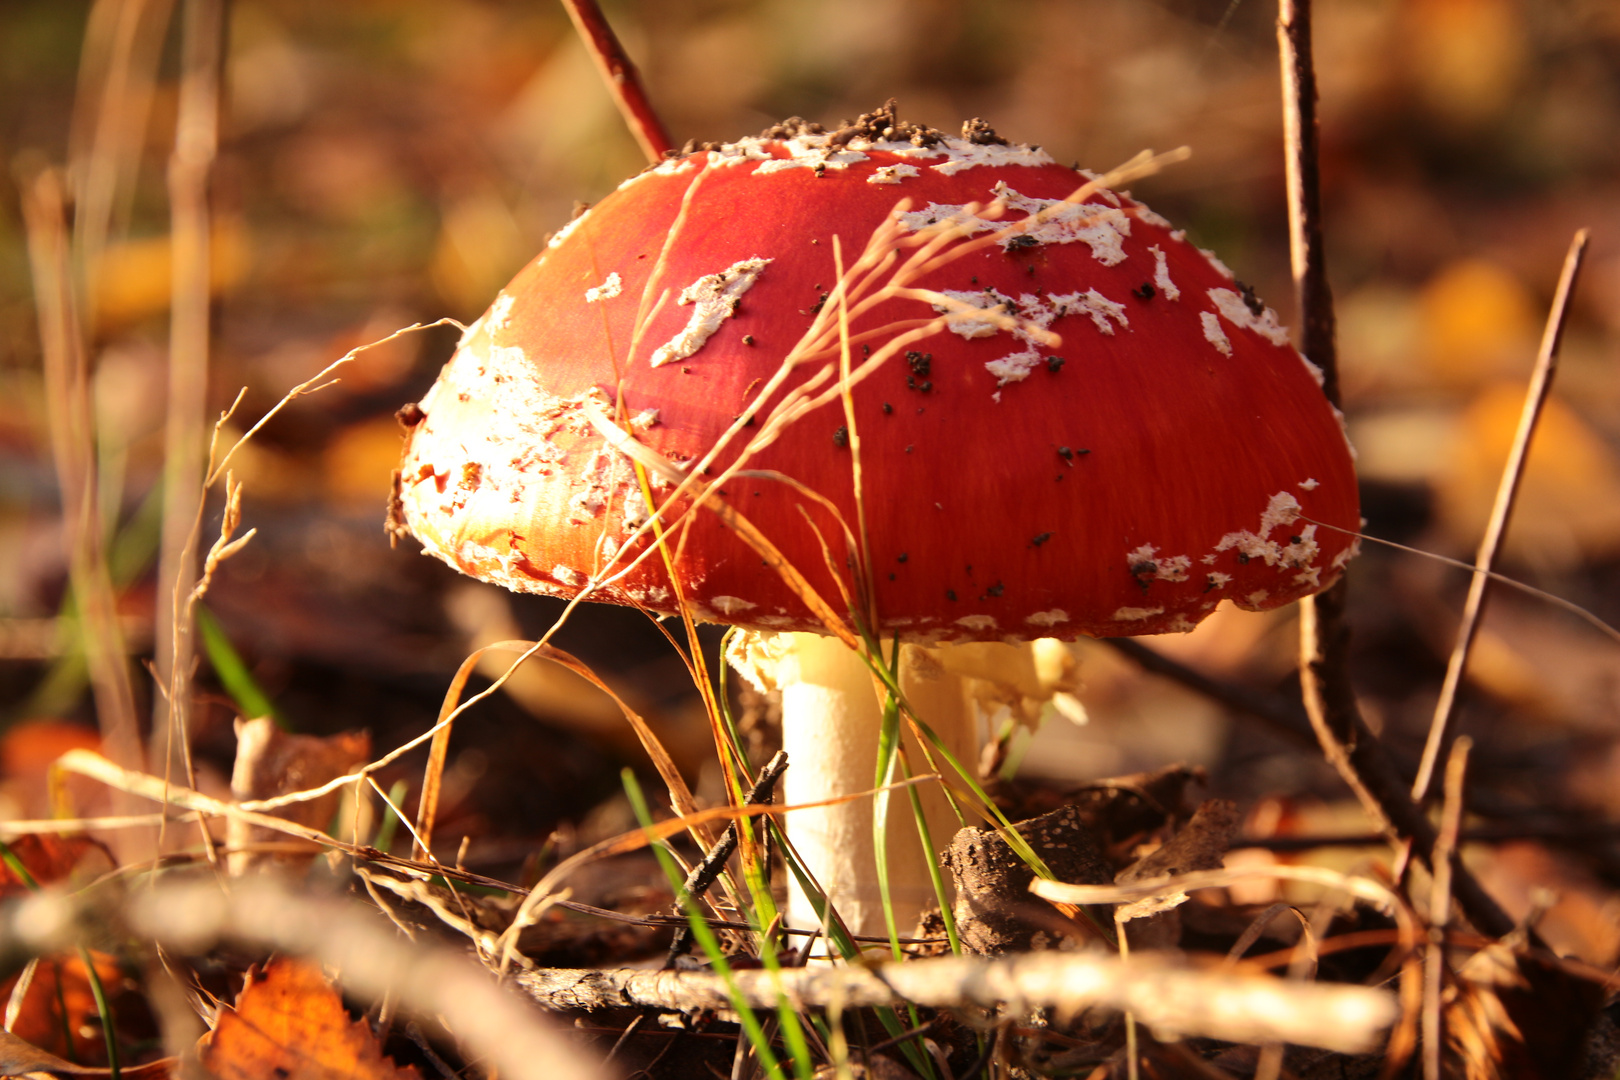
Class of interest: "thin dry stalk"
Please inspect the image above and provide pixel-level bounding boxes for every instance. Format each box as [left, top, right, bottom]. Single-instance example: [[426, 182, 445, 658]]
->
[[21, 168, 145, 795], [559, 0, 672, 162], [0, 814, 172, 837], [69, 0, 175, 323], [154, 0, 225, 801], [1299, 521, 1620, 646], [1409, 231, 1590, 803], [1422, 738, 1472, 1080]]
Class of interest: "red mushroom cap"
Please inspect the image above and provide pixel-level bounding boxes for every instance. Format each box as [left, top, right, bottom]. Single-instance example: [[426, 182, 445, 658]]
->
[[394, 112, 1359, 642]]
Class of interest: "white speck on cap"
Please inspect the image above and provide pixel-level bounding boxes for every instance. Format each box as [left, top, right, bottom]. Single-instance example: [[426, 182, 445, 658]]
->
[[711, 596, 757, 616], [933, 288, 1013, 339], [585, 272, 622, 303], [649, 257, 772, 367], [897, 184, 1133, 266], [546, 213, 589, 251], [1132, 203, 1173, 230], [740, 135, 870, 176], [552, 565, 587, 588], [985, 346, 1043, 386], [1050, 289, 1128, 335], [868, 163, 921, 185], [1025, 609, 1070, 627], [955, 614, 998, 631], [487, 293, 516, 330], [1199, 247, 1235, 280], [1261, 491, 1303, 533], [1208, 288, 1291, 347], [1200, 312, 1232, 357], [1149, 246, 1180, 301], [1112, 606, 1164, 621]]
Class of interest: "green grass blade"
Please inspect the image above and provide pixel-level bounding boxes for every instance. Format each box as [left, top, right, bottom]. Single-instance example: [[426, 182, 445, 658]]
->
[[373, 779, 409, 853], [196, 603, 281, 726], [623, 770, 793, 1080]]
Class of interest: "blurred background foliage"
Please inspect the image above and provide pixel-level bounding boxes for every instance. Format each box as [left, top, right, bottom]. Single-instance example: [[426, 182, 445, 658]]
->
[[1, 0, 1619, 961]]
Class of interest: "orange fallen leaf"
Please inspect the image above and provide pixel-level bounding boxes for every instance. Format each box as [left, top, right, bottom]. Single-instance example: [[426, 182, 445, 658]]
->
[[0, 719, 102, 821], [1436, 382, 1620, 567], [0, 952, 128, 1066], [0, 834, 110, 898], [199, 958, 420, 1080]]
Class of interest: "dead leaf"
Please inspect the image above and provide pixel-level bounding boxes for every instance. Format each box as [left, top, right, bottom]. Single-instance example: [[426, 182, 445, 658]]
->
[[0, 721, 103, 822], [0, 1029, 173, 1079], [1418, 259, 1537, 385], [92, 222, 249, 329], [199, 958, 420, 1080], [227, 719, 369, 874], [1449, 941, 1605, 1080], [0, 835, 110, 898], [1115, 799, 1240, 923], [1437, 383, 1620, 567], [0, 952, 128, 1066]]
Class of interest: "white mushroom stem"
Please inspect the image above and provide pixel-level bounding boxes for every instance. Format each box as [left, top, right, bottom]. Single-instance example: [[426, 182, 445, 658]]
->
[[728, 631, 1081, 943]]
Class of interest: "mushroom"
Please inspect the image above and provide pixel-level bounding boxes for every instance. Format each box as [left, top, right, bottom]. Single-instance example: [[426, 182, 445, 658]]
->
[[391, 106, 1359, 942]]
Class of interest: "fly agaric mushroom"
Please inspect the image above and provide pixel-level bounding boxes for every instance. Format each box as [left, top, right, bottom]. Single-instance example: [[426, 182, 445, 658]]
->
[[391, 105, 1359, 939]]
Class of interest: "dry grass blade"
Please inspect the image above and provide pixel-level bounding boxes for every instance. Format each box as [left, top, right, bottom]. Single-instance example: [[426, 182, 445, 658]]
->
[[210, 320, 464, 487], [54, 748, 347, 850], [1409, 231, 1591, 803], [70, 0, 174, 327], [494, 773, 940, 973], [0, 815, 172, 837], [1300, 520, 1620, 647], [153, 0, 225, 802], [20, 166, 145, 799], [1032, 865, 1410, 932], [412, 638, 698, 859]]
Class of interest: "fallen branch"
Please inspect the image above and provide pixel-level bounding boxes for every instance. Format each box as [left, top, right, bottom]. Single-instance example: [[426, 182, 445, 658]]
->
[[519, 950, 1395, 1054]]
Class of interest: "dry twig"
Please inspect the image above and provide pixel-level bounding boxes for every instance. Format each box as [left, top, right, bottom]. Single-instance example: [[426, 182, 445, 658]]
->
[[1277, 0, 1517, 942], [520, 950, 1395, 1054], [559, 0, 672, 162], [1423, 739, 1473, 1080]]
